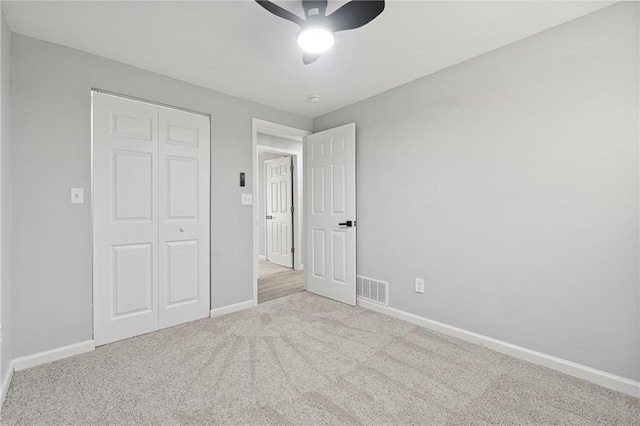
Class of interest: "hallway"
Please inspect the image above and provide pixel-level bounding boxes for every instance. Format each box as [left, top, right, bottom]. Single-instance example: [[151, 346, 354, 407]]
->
[[258, 260, 304, 304]]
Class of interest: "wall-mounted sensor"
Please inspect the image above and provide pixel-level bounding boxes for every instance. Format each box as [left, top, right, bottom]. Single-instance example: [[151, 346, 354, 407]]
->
[[240, 172, 245, 187]]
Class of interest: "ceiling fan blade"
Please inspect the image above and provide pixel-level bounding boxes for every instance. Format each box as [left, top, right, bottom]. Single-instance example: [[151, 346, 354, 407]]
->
[[302, 0, 328, 19], [255, 0, 304, 27], [303, 52, 321, 65], [327, 0, 385, 32]]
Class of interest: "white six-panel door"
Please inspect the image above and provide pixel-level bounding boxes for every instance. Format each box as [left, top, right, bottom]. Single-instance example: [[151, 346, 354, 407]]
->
[[266, 156, 293, 268], [305, 124, 356, 305], [93, 93, 210, 346], [93, 94, 160, 346], [158, 107, 210, 328]]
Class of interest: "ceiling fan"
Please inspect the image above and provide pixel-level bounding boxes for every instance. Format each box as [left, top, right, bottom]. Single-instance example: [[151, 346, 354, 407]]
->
[[255, 0, 385, 65]]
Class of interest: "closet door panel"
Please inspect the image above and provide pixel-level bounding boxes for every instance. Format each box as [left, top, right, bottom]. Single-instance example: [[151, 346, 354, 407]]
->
[[93, 93, 160, 346], [158, 107, 210, 328]]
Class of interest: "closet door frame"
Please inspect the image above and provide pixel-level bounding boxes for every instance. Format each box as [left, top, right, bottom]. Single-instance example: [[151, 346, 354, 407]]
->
[[91, 89, 211, 346]]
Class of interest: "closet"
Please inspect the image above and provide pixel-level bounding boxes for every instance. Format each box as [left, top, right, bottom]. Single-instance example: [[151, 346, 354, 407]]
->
[[92, 92, 210, 345]]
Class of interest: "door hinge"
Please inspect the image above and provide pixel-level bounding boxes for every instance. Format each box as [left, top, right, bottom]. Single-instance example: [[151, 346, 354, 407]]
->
[[290, 164, 294, 172], [291, 206, 294, 213], [291, 247, 295, 254]]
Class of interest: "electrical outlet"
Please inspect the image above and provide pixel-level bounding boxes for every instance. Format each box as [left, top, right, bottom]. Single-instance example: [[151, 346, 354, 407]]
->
[[415, 278, 425, 294]]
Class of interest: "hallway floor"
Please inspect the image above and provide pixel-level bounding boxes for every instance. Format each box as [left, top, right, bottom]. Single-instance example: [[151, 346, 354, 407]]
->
[[258, 260, 303, 304]]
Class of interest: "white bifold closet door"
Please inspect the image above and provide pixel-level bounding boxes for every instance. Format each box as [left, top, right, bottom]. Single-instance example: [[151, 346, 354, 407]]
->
[[93, 92, 210, 346]]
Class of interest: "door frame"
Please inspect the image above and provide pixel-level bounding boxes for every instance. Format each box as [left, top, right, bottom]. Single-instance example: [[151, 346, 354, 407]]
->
[[252, 118, 310, 306], [91, 89, 212, 339]]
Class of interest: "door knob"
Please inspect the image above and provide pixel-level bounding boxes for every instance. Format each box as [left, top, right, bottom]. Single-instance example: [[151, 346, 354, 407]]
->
[[266, 215, 273, 220], [338, 220, 354, 228], [180, 227, 185, 232]]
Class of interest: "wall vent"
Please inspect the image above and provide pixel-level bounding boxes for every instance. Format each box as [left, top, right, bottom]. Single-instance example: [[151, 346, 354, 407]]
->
[[356, 275, 389, 306]]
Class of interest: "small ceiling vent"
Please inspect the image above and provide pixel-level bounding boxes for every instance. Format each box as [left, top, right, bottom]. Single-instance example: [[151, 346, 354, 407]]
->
[[356, 275, 388, 306]]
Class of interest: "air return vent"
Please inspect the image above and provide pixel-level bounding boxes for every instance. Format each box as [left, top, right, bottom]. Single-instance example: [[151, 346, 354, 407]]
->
[[356, 275, 388, 306]]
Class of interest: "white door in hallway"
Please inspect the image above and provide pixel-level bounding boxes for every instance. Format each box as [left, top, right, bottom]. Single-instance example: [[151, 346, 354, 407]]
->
[[305, 123, 356, 305], [265, 156, 293, 268], [93, 92, 210, 346]]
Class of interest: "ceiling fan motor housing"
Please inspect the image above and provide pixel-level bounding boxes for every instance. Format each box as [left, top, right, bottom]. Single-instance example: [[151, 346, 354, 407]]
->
[[303, 0, 328, 19], [255, 0, 386, 64]]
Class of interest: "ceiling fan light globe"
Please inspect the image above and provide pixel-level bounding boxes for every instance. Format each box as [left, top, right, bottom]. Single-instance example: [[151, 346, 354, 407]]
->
[[297, 26, 335, 54]]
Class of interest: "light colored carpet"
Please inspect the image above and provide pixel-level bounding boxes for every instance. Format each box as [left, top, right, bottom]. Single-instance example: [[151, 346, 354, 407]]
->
[[3, 292, 639, 425]]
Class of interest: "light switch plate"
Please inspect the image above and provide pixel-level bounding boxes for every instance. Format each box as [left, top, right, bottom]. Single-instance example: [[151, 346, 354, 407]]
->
[[71, 188, 84, 204], [241, 193, 253, 206]]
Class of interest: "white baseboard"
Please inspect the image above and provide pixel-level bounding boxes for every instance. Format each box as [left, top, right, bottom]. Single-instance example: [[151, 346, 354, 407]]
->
[[258, 255, 266, 261], [1, 361, 13, 410], [210, 300, 254, 318], [13, 340, 95, 372], [357, 299, 640, 398]]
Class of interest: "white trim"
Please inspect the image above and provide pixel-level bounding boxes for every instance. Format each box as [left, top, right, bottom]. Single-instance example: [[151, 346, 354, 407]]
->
[[254, 118, 308, 142], [357, 299, 640, 398], [0, 361, 13, 410], [252, 118, 311, 307], [13, 340, 95, 372], [209, 300, 254, 318], [258, 254, 266, 261], [257, 144, 300, 157], [91, 88, 210, 118]]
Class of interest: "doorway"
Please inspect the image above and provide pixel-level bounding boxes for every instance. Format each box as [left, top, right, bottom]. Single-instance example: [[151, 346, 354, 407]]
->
[[252, 119, 309, 305], [252, 120, 358, 307], [259, 152, 300, 303]]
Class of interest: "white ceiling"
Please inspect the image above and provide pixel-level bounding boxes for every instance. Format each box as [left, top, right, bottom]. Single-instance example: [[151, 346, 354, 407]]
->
[[3, 0, 614, 118]]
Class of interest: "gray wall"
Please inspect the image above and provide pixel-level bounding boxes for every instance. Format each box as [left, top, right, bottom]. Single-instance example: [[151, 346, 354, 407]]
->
[[314, 3, 639, 381], [11, 34, 312, 358], [0, 10, 12, 377]]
